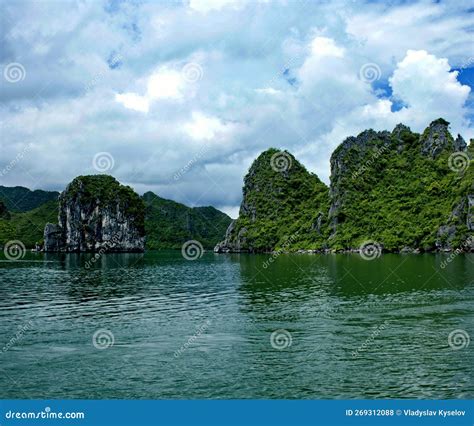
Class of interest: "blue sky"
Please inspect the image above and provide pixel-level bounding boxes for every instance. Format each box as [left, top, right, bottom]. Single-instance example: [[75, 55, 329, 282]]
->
[[0, 0, 473, 218]]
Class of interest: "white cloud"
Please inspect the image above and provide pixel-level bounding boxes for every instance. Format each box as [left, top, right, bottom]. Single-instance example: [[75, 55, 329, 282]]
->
[[115, 67, 187, 113], [297, 48, 472, 183], [345, 1, 474, 68], [115, 93, 149, 113], [218, 205, 240, 219], [389, 50, 470, 118], [255, 87, 282, 96], [147, 67, 185, 100], [310, 36, 345, 58], [297, 35, 376, 120], [184, 112, 226, 141]]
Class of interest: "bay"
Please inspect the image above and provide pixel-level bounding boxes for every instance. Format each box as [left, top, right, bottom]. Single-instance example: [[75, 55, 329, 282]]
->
[[0, 251, 472, 399]]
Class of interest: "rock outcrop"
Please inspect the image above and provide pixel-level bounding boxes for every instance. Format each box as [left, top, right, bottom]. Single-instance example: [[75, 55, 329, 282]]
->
[[214, 148, 330, 252], [435, 139, 474, 251], [420, 118, 460, 158], [328, 128, 392, 234], [44, 175, 145, 252]]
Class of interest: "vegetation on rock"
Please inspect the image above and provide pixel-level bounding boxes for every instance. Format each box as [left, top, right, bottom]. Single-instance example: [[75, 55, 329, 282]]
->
[[45, 175, 146, 252], [217, 148, 330, 252], [328, 121, 472, 251], [1, 119, 472, 254]]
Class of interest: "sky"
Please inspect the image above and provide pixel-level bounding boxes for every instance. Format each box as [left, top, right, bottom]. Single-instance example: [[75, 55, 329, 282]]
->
[[0, 0, 473, 218]]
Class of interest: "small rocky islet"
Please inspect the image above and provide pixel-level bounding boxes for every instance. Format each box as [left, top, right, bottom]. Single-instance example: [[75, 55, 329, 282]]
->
[[1, 118, 472, 254], [43, 175, 146, 252]]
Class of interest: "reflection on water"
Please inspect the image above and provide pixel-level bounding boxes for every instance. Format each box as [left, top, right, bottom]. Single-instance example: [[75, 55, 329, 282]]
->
[[0, 251, 472, 399]]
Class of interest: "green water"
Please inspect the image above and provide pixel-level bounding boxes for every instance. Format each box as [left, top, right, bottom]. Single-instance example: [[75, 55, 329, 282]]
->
[[0, 251, 472, 399]]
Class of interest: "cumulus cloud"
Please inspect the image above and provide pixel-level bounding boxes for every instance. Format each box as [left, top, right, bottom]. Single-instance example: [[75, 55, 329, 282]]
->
[[184, 112, 227, 141], [115, 66, 190, 112], [115, 93, 150, 113], [0, 0, 473, 217], [389, 50, 471, 130], [310, 36, 345, 58]]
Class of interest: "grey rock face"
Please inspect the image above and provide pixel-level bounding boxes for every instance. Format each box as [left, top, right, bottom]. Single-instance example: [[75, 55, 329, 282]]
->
[[43, 223, 63, 251], [391, 123, 415, 152], [454, 134, 467, 152], [44, 176, 145, 252], [467, 194, 473, 232], [328, 129, 391, 233], [436, 192, 474, 251], [420, 118, 453, 158], [214, 221, 250, 253], [392, 123, 411, 139]]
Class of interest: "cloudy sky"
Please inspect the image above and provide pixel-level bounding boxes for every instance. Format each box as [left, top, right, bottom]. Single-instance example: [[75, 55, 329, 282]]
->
[[1, 0, 473, 218]]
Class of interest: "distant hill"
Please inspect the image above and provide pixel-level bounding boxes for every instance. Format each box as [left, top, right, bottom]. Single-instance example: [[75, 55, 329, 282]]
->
[[0, 186, 59, 212], [143, 191, 232, 249]]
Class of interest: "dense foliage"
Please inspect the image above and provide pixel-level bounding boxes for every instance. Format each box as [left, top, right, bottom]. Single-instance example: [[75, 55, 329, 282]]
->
[[329, 124, 472, 251], [143, 192, 232, 249], [2, 120, 472, 253], [225, 148, 330, 251], [0, 200, 10, 219]]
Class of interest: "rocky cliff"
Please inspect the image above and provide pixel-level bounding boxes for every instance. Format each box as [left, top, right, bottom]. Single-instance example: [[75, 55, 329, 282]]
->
[[215, 148, 330, 252], [44, 175, 145, 252], [435, 140, 474, 251], [215, 119, 473, 253]]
